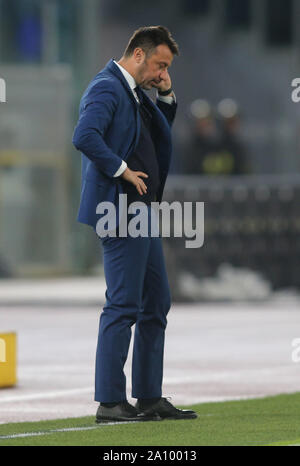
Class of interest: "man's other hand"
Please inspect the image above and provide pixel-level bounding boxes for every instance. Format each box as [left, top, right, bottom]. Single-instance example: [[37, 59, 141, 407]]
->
[[121, 167, 148, 196]]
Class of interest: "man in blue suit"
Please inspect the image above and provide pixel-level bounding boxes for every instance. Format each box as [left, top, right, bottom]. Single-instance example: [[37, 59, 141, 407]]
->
[[73, 26, 197, 422]]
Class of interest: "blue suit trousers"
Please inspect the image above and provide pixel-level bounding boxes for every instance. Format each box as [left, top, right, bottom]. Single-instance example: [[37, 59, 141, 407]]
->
[[95, 207, 171, 402]]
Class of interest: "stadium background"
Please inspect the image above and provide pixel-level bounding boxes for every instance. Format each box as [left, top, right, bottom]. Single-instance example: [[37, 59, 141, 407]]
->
[[0, 0, 300, 438]]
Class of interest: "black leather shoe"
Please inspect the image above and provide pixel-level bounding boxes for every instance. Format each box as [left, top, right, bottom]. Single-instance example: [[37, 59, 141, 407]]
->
[[96, 400, 160, 423], [136, 397, 198, 420]]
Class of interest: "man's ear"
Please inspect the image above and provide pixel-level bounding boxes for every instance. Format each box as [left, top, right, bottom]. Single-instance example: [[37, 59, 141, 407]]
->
[[133, 48, 145, 64]]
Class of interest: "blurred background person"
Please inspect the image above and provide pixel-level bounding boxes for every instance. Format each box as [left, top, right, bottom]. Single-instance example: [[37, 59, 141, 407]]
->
[[183, 99, 219, 174], [216, 98, 250, 175], [183, 97, 250, 175]]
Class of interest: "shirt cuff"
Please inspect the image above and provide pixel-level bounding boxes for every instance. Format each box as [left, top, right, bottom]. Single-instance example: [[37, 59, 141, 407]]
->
[[157, 91, 176, 105], [113, 160, 127, 177]]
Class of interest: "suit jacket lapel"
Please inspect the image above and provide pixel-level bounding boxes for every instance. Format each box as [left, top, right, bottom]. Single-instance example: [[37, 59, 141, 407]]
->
[[105, 59, 139, 109], [105, 59, 170, 130], [105, 59, 142, 156], [104, 59, 171, 163]]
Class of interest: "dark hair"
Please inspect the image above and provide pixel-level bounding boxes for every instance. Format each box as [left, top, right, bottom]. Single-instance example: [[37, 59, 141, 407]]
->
[[124, 26, 179, 58]]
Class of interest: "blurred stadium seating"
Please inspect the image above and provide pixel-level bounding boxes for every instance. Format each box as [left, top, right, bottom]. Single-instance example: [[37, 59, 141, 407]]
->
[[163, 174, 300, 299]]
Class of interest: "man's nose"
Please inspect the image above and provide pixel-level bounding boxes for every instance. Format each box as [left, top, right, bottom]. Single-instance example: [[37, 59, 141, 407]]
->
[[159, 69, 167, 80]]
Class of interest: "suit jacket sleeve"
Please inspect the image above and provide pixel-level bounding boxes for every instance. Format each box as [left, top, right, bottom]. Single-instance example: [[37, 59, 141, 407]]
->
[[72, 79, 124, 178], [156, 99, 177, 127]]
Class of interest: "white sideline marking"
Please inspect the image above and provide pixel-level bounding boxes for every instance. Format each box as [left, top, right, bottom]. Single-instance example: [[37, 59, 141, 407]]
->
[[0, 415, 212, 440], [0, 422, 140, 440], [0, 387, 93, 403]]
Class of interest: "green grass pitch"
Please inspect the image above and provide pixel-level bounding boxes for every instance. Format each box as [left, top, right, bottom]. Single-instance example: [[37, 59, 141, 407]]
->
[[0, 393, 300, 446]]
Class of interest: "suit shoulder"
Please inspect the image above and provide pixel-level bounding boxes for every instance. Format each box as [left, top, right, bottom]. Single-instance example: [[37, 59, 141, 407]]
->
[[81, 75, 121, 111], [88, 74, 119, 96]]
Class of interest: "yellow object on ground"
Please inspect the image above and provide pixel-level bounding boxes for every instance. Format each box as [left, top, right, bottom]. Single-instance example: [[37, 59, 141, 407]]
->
[[0, 332, 17, 387]]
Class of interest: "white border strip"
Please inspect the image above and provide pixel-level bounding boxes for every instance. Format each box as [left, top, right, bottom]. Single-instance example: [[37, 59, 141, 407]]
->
[[0, 387, 93, 403]]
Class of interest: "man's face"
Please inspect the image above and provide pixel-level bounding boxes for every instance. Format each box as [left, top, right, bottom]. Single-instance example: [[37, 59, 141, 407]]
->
[[135, 44, 173, 90]]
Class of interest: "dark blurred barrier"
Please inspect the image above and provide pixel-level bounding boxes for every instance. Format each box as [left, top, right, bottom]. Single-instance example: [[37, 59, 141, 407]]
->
[[163, 174, 300, 299]]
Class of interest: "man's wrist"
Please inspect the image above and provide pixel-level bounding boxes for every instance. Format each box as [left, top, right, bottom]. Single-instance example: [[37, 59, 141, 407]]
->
[[113, 160, 127, 177], [157, 90, 176, 104], [158, 87, 173, 96]]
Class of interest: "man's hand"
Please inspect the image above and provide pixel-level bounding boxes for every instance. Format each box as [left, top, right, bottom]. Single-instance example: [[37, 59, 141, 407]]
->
[[121, 167, 148, 196], [152, 70, 173, 95]]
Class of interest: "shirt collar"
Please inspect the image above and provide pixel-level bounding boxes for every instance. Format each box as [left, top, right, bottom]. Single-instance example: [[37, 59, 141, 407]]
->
[[113, 60, 137, 92]]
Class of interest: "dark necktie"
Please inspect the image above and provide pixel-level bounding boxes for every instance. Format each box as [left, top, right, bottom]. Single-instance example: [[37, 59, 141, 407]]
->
[[134, 86, 152, 125], [134, 85, 144, 104]]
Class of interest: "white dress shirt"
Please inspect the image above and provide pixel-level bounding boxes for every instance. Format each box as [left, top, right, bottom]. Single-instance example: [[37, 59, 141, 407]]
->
[[112, 60, 175, 177]]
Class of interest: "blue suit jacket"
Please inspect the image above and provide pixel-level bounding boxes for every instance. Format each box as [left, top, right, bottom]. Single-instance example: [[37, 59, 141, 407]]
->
[[72, 59, 177, 230]]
